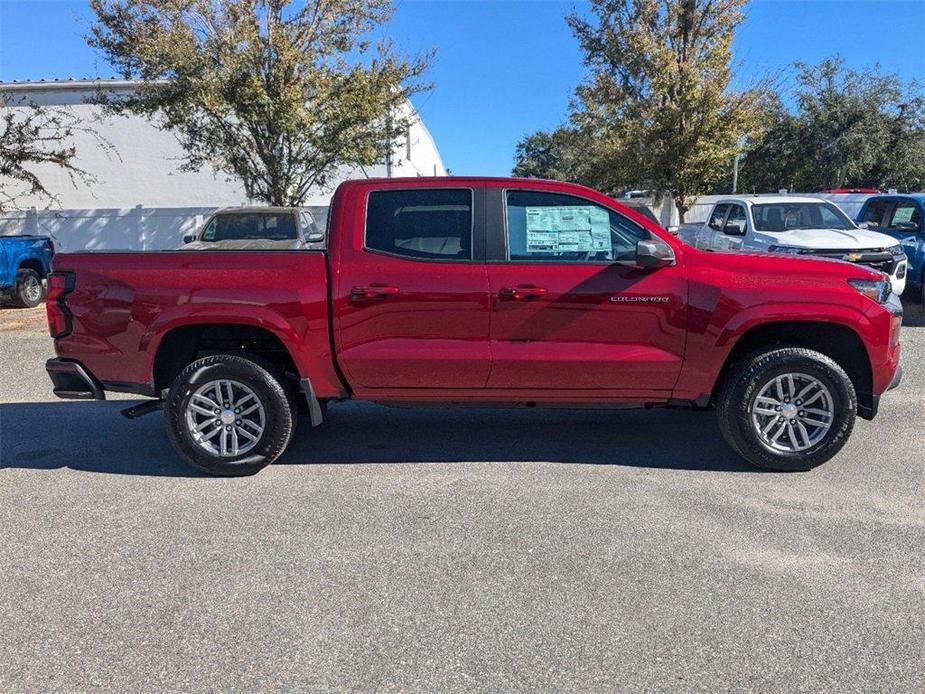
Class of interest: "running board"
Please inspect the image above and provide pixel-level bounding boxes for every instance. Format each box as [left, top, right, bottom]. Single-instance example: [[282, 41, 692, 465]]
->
[[121, 400, 163, 419]]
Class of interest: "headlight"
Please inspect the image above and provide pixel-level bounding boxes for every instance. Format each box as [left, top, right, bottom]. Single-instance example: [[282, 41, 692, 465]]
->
[[768, 245, 804, 255], [848, 278, 892, 304], [888, 245, 906, 259]]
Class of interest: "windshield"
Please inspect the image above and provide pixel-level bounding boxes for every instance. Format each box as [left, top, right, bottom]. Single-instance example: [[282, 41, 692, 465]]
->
[[203, 213, 298, 242], [752, 202, 855, 232]]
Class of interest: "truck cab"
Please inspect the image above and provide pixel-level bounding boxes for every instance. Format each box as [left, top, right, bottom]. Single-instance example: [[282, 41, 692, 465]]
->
[[678, 196, 908, 295], [857, 194, 925, 302]]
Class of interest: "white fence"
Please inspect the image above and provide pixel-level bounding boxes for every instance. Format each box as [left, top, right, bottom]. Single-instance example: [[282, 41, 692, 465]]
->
[[0, 205, 329, 251]]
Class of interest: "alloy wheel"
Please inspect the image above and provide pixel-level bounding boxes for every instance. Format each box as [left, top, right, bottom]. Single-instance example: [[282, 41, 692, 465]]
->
[[750, 372, 834, 453], [184, 379, 266, 457]]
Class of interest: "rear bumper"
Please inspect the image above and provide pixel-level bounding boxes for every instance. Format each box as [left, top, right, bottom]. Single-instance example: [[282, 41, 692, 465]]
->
[[46, 358, 105, 400]]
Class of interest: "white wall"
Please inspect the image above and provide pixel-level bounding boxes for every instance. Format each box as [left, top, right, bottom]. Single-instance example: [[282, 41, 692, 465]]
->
[[0, 205, 330, 251], [0, 79, 445, 248]]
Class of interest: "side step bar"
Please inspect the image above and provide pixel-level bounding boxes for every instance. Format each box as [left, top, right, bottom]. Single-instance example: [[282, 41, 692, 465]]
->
[[121, 400, 163, 419]]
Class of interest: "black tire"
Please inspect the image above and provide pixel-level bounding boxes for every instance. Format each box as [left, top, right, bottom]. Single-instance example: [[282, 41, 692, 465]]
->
[[717, 347, 856, 472], [165, 354, 297, 476], [11, 268, 45, 308]]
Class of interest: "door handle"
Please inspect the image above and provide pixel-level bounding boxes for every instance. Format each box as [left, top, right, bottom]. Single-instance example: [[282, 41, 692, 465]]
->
[[499, 285, 548, 301], [350, 284, 400, 302]]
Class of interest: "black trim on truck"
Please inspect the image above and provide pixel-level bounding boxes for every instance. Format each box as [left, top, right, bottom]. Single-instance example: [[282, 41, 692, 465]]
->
[[859, 364, 903, 420], [45, 358, 105, 400]]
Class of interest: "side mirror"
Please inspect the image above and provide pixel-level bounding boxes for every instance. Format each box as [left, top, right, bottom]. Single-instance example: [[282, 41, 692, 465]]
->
[[182, 233, 196, 244], [306, 232, 325, 243], [724, 221, 746, 236], [858, 221, 873, 230], [635, 239, 675, 269]]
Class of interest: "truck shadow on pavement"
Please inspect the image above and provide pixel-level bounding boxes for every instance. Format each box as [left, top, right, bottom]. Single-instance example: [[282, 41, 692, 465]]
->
[[1, 400, 759, 476]]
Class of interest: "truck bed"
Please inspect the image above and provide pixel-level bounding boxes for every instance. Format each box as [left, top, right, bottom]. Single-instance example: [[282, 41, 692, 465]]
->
[[50, 251, 345, 398]]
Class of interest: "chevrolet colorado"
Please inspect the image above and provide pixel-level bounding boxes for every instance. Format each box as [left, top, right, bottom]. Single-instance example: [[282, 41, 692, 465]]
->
[[44, 178, 903, 475]]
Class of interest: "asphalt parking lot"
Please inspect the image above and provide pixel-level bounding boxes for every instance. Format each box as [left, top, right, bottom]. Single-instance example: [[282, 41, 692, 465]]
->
[[1, 303, 923, 692]]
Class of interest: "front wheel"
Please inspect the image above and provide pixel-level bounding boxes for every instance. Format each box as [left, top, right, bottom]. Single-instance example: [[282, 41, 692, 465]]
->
[[165, 354, 297, 476], [717, 348, 856, 472]]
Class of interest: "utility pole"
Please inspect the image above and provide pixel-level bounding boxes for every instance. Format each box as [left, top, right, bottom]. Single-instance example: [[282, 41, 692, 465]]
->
[[384, 111, 393, 178], [731, 153, 741, 193]]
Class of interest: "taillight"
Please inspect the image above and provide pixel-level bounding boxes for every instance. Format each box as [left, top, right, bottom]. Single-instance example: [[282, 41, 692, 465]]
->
[[46, 271, 75, 338]]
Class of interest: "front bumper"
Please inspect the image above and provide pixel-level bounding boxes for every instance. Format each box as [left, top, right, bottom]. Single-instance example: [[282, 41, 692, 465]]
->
[[46, 358, 105, 400], [860, 363, 902, 420]]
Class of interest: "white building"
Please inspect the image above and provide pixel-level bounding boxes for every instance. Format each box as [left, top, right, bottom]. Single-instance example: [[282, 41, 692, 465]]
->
[[0, 79, 446, 250]]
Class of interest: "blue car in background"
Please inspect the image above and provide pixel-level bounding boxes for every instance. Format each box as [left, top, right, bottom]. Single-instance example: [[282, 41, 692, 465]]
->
[[857, 194, 925, 302], [0, 235, 55, 308]]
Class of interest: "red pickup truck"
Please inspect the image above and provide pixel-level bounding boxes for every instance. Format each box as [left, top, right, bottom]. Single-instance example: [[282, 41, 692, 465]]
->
[[44, 177, 903, 475]]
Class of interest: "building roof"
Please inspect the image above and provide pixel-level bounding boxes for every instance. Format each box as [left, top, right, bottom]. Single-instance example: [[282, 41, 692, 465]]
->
[[0, 77, 152, 92]]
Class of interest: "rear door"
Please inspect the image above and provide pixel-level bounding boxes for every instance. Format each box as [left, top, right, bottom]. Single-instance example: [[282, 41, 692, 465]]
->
[[484, 187, 687, 394], [333, 186, 492, 391]]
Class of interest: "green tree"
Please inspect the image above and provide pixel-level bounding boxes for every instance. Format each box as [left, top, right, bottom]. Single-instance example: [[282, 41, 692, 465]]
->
[[88, 0, 432, 206], [514, 0, 767, 220], [738, 57, 925, 192], [512, 127, 581, 182]]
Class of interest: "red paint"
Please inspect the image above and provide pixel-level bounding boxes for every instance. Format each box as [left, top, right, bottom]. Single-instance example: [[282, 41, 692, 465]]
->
[[49, 176, 901, 407]]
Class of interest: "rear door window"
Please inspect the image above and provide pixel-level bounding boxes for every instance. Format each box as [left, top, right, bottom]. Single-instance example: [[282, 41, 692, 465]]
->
[[888, 202, 922, 230], [365, 189, 473, 260]]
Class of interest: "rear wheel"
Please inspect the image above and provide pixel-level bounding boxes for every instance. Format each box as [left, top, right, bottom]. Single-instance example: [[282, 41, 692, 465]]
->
[[165, 354, 297, 476], [11, 268, 45, 308], [717, 348, 856, 472]]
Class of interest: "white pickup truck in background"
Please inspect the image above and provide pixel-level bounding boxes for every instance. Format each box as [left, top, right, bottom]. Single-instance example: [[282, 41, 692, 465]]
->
[[677, 195, 908, 294]]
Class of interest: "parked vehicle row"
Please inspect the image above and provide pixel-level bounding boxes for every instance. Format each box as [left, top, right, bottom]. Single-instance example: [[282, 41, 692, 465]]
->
[[44, 177, 902, 476], [677, 196, 908, 295], [0, 235, 54, 307]]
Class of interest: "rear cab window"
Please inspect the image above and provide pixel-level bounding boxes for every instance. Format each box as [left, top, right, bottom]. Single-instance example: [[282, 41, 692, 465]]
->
[[203, 212, 298, 242], [504, 190, 651, 263], [365, 189, 473, 261]]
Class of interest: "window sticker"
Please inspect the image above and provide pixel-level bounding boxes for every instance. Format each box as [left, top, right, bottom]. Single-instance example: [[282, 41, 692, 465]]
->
[[524, 206, 611, 257], [893, 205, 915, 224]]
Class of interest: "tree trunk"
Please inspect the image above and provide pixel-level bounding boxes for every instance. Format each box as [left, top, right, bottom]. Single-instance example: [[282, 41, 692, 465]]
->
[[675, 195, 688, 224]]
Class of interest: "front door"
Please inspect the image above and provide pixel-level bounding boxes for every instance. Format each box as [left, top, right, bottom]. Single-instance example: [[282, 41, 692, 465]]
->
[[334, 186, 491, 391], [485, 189, 688, 395]]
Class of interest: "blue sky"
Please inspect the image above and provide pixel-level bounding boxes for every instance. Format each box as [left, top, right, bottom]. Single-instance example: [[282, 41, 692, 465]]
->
[[1, 0, 924, 175]]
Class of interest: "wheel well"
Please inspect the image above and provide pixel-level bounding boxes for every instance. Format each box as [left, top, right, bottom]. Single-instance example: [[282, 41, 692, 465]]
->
[[18, 259, 46, 277], [715, 321, 873, 412], [153, 324, 299, 393]]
